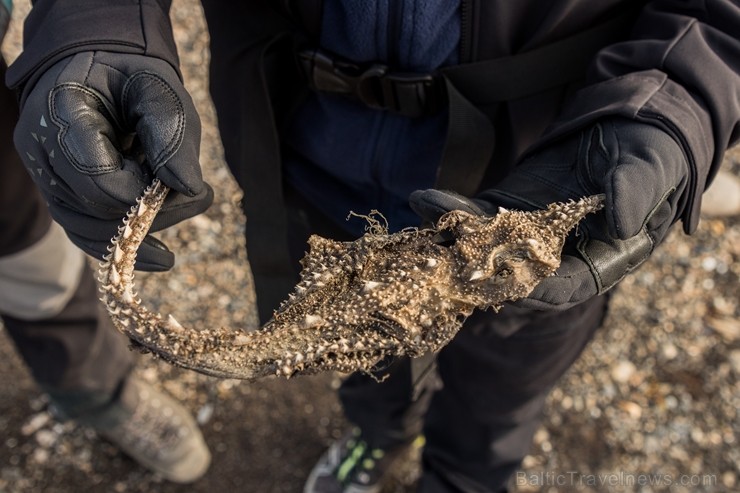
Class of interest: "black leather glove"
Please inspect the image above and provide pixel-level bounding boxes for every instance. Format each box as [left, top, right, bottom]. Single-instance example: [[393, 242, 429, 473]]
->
[[411, 118, 690, 310], [14, 51, 213, 270]]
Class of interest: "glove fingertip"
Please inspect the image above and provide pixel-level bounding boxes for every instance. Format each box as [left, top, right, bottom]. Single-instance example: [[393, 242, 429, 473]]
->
[[134, 236, 175, 271], [409, 189, 488, 223], [154, 166, 203, 197]]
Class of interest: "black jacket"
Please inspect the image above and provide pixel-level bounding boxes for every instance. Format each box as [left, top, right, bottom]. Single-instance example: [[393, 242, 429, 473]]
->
[[8, 0, 740, 232]]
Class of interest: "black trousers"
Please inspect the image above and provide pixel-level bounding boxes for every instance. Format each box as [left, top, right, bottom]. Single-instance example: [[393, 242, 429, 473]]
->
[[0, 58, 133, 411], [339, 299, 607, 493]]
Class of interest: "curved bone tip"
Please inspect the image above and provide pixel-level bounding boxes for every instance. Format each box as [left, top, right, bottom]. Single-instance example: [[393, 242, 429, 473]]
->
[[122, 287, 135, 304], [113, 244, 124, 263], [166, 314, 185, 333]]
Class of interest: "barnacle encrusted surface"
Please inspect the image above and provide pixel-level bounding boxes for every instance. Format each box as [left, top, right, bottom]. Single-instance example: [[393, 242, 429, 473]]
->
[[99, 180, 603, 380]]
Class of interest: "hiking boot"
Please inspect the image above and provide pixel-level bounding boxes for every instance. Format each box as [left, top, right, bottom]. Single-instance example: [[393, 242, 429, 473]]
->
[[50, 376, 211, 483], [304, 427, 421, 493]]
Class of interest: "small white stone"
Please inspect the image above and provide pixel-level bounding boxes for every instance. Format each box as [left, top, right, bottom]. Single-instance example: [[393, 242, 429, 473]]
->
[[611, 360, 636, 383], [662, 343, 678, 360], [196, 404, 214, 425], [21, 413, 50, 436]]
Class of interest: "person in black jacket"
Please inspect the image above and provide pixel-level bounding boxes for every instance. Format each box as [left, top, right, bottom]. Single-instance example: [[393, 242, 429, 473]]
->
[[6, 1, 740, 492], [0, 2, 210, 484]]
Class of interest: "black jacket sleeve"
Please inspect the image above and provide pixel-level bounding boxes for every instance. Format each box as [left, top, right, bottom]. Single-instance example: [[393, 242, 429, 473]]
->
[[538, 0, 740, 234], [5, 0, 179, 103]]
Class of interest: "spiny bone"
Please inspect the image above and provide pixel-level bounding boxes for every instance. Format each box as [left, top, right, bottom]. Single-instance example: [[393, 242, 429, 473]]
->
[[167, 315, 185, 333], [98, 179, 603, 380]]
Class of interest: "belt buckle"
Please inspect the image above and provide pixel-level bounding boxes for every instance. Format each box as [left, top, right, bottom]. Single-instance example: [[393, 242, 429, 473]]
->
[[298, 48, 442, 118]]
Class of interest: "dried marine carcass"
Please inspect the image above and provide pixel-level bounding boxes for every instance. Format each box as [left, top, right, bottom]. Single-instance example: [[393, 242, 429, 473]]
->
[[98, 180, 603, 380]]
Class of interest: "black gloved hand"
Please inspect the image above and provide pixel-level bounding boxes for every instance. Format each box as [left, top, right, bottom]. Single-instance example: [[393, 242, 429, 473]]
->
[[14, 51, 213, 270], [411, 118, 690, 310]]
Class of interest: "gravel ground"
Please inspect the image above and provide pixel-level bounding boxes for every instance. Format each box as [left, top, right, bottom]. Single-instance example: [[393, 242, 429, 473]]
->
[[1, 2, 738, 492]]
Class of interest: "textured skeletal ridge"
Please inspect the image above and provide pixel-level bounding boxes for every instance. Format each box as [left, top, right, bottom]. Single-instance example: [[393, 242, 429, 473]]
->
[[98, 180, 603, 380]]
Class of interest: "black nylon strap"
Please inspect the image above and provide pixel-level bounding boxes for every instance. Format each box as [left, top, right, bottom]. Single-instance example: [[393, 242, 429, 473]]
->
[[434, 78, 496, 195]]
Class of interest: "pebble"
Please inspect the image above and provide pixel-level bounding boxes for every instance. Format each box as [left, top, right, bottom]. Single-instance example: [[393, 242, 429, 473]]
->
[[196, 403, 214, 425], [35, 430, 57, 448], [708, 317, 740, 342], [722, 471, 737, 489], [729, 350, 740, 374], [31, 448, 49, 465], [617, 400, 642, 420], [21, 413, 50, 436], [661, 342, 678, 360], [611, 360, 637, 384]]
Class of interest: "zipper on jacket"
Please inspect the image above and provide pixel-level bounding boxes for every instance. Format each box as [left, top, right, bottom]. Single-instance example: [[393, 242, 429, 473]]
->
[[459, 0, 477, 63]]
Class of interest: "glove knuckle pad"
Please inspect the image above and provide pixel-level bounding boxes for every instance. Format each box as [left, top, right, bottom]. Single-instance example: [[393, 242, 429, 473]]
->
[[122, 72, 186, 173], [50, 83, 120, 175]]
